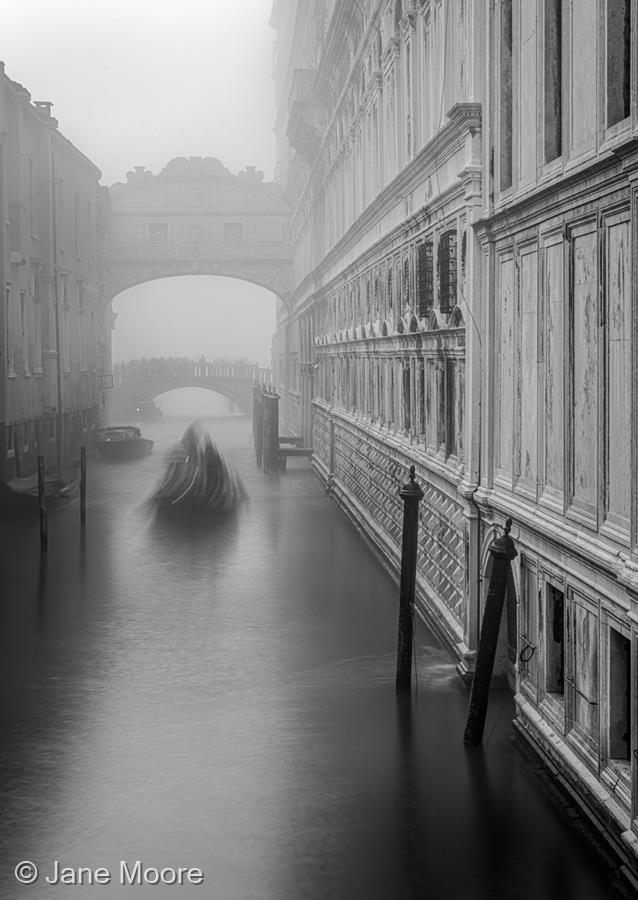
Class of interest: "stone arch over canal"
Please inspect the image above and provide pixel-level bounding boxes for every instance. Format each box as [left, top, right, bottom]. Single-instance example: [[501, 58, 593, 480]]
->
[[111, 358, 273, 418], [103, 157, 293, 306]]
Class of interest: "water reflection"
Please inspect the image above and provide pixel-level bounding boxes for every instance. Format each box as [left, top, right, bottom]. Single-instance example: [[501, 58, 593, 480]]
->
[[0, 417, 629, 899]]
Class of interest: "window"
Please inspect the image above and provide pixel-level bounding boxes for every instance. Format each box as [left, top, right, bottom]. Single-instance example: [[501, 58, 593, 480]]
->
[[609, 628, 631, 760], [149, 223, 169, 243], [57, 178, 65, 248], [394, 0, 402, 32], [74, 192, 80, 256], [5, 286, 14, 376], [28, 158, 36, 235], [78, 283, 87, 372], [402, 365, 411, 432], [446, 360, 457, 457], [499, 0, 513, 189], [418, 361, 425, 437], [386, 265, 393, 312], [224, 222, 244, 243], [417, 241, 434, 316], [607, 0, 631, 126], [33, 275, 42, 373], [544, 0, 562, 162], [545, 584, 564, 693], [438, 230, 457, 313], [20, 292, 29, 373], [402, 257, 410, 309]]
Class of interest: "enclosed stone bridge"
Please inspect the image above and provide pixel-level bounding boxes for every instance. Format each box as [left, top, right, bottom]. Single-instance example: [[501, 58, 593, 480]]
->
[[111, 358, 273, 416], [103, 156, 293, 306]]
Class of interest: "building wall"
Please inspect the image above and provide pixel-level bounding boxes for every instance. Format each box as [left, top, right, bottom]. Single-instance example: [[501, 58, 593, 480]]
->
[[272, 0, 485, 665], [0, 64, 108, 481], [476, 0, 638, 860], [274, 0, 638, 866]]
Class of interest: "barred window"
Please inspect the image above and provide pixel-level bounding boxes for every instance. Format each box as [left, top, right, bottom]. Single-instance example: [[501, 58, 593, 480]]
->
[[438, 230, 457, 314], [417, 241, 434, 317], [403, 257, 410, 307]]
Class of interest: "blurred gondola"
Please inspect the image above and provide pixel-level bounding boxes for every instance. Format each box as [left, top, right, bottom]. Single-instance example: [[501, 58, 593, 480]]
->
[[146, 421, 247, 518]]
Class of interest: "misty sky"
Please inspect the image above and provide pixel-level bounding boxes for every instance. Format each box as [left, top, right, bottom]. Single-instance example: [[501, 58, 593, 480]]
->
[[2, 1, 278, 398]]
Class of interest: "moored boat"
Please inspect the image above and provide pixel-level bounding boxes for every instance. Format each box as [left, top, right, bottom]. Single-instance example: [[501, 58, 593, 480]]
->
[[97, 426, 153, 461], [1, 471, 80, 514]]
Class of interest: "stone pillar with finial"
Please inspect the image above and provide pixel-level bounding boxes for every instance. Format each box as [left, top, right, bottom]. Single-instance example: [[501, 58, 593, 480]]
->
[[463, 518, 518, 745], [395, 464, 424, 690]]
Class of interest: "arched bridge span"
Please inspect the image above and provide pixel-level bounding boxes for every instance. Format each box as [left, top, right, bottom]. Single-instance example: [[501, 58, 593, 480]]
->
[[111, 358, 273, 416], [104, 157, 293, 306]]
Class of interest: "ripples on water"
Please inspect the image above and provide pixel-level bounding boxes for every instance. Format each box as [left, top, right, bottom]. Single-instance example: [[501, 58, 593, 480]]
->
[[0, 417, 626, 899]]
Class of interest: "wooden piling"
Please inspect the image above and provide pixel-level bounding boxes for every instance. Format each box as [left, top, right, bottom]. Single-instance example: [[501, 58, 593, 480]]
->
[[463, 519, 517, 745], [395, 465, 424, 691], [255, 388, 264, 467], [37, 455, 47, 547], [260, 389, 280, 474]]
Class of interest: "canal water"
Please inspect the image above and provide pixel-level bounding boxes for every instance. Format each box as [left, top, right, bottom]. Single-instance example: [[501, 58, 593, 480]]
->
[[0, 416, 627, 899]]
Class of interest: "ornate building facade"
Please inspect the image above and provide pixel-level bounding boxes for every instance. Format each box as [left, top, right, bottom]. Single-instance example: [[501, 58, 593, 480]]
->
[[272, 0, 638, 870], [0, 63, 110, 480], [476, 0, 638, 864], [271, 0, 484, 667]]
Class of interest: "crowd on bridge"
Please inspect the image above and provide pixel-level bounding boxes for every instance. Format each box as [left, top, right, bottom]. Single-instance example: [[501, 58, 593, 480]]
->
[[112, 356, 272, 386]]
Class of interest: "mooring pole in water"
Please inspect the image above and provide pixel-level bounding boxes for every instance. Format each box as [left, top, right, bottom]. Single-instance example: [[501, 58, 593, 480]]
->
[[252, 383, 261, 456], [262, 394, 273, 473], [395, 465, 424, 691], [80, 445, 86, 527], [269, 389, 280, 472], [260, 389, 280, 474], [37, 455, 47, 547], [255, 388, 265, 467], [463, 518, 517, 745]]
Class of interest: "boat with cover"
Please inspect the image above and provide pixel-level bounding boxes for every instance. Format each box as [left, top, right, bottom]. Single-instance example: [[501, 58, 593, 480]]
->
[[146, 421, 247, 516], [1, 470, 79, 514], [96, 425, 153, 461]]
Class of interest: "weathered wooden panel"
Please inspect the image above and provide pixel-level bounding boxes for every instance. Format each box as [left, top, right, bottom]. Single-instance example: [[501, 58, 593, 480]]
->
[[570, 226, 598, 519], [570, 0, 598, 155], [518, 0, 537, 185], [519, 246, 538, 491], [569, 596, 599, 747], [605, 214, 631, 533], [497, 254, 515, 479], [543, 238, 565, 498]]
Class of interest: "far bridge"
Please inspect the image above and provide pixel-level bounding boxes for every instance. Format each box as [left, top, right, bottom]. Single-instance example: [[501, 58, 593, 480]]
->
[[111, 357, 273, 417]]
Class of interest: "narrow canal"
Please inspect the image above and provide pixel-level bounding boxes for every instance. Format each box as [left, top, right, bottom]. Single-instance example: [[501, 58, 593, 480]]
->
[[0, 416, 627, 899]]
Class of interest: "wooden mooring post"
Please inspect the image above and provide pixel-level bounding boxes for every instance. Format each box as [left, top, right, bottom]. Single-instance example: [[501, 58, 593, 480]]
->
[[395, 465, 424, 691], [261, 388, 280, 474], [252, 383, 263, 466], [37, 455, 47, 547], [80, 446, 87, 527], [463, 518, 517, 745]]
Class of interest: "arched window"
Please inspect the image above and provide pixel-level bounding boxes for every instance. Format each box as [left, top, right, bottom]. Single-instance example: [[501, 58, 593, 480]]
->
[[403, 257, 410, 308]]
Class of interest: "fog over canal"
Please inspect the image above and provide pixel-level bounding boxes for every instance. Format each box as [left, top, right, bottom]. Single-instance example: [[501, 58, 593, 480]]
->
[[0, 415, 624, 899]]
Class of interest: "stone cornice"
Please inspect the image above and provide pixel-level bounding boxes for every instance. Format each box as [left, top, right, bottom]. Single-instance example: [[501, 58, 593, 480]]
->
[[473, 149, 629, 241], [291, 102, 482, 306]]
